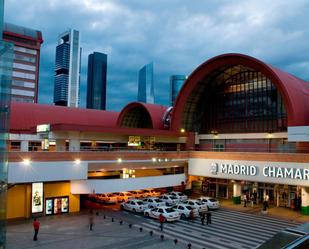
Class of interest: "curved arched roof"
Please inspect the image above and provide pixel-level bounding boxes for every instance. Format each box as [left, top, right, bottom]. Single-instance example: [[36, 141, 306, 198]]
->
[[117, 102, 168, 130], [172, 53, 309, 131], [10, 102, 119, 133]]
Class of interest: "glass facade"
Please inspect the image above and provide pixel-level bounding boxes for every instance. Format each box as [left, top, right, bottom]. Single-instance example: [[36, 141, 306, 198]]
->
[[138, 62, 154, 104], [183, 65, 287, 133], [86, 52, 107, 110], [0, 40, 13, 249], [170, 75, 186, 106], [54, 29, 80, 107]]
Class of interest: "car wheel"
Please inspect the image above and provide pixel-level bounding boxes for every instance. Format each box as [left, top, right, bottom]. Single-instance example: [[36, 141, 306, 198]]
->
[[120, 205, 124, 210], [181, 214, 186, 219], [133, 209, 137, 213], [145, 212, 149, 217]]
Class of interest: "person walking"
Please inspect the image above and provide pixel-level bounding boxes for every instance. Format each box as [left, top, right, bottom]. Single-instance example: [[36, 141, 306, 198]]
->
[[89, 214, 94, 231], [243, 193, 247, 207], [32, 218, 40, 241], [189, 209, 195, 222], [200, 212, 205, 225], [206, 211, 212, 225], [159, 214, 165, 232]]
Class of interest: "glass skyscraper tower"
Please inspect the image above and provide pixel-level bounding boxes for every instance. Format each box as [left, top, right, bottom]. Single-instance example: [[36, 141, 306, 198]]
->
[[138, 62, 154, 104], [86, 52, 107, 110], [53, 29, 81, 107], [170, 75, 186, 106]]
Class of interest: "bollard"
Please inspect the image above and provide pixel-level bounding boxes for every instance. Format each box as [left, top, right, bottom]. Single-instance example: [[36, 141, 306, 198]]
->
[[187, 243, 192, 249], [160, 234, 164, 240], [149, 231, 153, 236], [139, 227, 143, 232], [96, 211, 99, 216], [174, 239, 178, 245], [103, 215, 106, 219], [119, 220, 123, 225], [129, 224, 132, 228], [111, 217, 114, 222]]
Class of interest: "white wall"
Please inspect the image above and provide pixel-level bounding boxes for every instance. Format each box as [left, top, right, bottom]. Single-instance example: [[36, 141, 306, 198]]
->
[[70, 174, 186, 194], [8, 161, 88, 183], [288, 126, 309, 142]]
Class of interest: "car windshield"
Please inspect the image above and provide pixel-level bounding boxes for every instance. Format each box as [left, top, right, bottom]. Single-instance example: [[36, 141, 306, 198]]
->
[[178, 193, 184, 196], [186, 206, 193, 210], [209, 198, 217, 202], [154, 199, 162, 203], [170, 196, 177, 199], [136, 201, 144, 205], [165, 208, 174, 213]]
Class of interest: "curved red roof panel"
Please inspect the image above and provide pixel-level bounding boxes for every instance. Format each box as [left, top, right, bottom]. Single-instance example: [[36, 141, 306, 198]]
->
[[117, 102, 168, 130], [9, 102, 119, 133], [172, 53, 309, 130]]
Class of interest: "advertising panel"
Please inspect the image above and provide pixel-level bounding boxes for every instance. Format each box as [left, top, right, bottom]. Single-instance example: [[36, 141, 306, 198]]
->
[[32, 182, 43, 213]]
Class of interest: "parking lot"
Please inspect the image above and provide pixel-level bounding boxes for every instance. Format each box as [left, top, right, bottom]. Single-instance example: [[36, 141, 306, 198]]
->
[[80, 191, 303, 249]]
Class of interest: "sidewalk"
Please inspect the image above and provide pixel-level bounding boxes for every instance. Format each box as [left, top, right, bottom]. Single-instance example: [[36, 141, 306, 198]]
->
[[219, 199, 309, 223]]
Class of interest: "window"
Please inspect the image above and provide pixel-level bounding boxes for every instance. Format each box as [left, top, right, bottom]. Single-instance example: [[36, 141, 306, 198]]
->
[[13, 71, 36, 80], [13, 62, 36, 71], [14, 46, 37, 55]]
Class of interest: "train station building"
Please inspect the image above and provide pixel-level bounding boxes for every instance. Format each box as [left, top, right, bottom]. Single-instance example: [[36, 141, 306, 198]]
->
[[6, 53, 309, 219]]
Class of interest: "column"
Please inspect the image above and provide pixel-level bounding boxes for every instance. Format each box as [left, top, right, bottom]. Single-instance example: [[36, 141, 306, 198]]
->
[[56, 139, 66, 151], [233, 182, 241, 204], [69, 139, 80, 152], [301, 187, 309, 215], [20, 140, 29, 152]]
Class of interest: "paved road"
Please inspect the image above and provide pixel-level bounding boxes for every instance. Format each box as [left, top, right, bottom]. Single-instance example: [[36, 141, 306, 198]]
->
[[6, 207, 301, 249]]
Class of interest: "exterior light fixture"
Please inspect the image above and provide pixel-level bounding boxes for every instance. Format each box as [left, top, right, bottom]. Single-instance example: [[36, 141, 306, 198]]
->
[[117, 158, 122, 163], [152, 158, 157, 162], [180, 128, 185, 133], [75, 159, 81, 164], [165, 158, 168, 162], [267, 132, 273, 138], [22, 158, 31, 165]]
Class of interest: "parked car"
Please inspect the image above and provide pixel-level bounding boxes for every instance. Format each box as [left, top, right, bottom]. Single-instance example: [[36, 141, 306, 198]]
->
[[120, 199, 148, 213], [142, 189, 160, 197], [114, 192, 133, 202], [96, 193, 118, 204], [129, 190, 145, 198], [160, 194, 180, 206], [172, 204, 199, 219], [168, 191, 188, 201], [144, 206, 180, 222], [197, 196, 220, 209], [143, 197, 165, 208], [181, 199, 208, 212]]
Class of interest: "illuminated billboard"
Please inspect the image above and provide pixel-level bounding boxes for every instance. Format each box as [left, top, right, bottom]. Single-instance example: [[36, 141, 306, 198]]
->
[[31, 182, 43, 213]]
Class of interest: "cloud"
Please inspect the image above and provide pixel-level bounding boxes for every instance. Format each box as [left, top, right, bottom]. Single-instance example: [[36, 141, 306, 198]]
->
[[5, 0, 309, 111]]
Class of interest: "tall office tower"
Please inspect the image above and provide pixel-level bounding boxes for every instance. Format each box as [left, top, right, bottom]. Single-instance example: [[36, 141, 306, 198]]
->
[[137, 62, 154, 104], [54, 29, 81, 107], [2, 23, 43, 103], [170, 75, 186, 106], [86, 52, 107, 110]]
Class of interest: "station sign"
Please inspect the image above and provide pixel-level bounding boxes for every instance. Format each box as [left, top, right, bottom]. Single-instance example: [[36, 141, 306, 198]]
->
[[36, 124, 50, 133], [189, 159, 309, 186]]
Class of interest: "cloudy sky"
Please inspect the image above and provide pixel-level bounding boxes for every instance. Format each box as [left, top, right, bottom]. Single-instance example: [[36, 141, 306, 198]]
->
[[5, 0, 309, 111]]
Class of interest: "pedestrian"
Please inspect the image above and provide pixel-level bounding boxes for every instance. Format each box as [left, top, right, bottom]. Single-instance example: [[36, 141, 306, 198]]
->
[[200, 212, 205, 225], [250, 194, 254, 207], [243, 194, 247, 207], [159, 214, 165, 231], [32, 218, 40, 241], [89, 214, 94, 231], [206, 211, 212, 225], [189, 209, 194, 222]]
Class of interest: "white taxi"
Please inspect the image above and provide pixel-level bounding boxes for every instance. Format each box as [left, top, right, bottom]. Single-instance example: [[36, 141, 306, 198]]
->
[[160, 194, 180, 206], [129, 190, 145, 198], [172, 204, 199, 219], [120, 199, 148, 213], [114, 192, 133, 202], [197, 197, 220, 210], [169, 191, 188, 201], [181, 199, 208, 212], [143, 197, 165, 208], [144, 206, 180, 222]]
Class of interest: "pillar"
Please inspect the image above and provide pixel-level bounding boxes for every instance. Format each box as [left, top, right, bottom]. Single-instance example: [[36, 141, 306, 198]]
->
[[56, 139, 66, 151], [301, 187, 309, 215], [20, 140, 29, 152], [233, 182, 241, 204], [69, 139, 80, 151]]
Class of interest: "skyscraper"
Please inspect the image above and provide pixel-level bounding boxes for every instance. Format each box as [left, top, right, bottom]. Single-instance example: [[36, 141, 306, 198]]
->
[[137, 62, 154, 104], [170, 75, 186, 106], [54, 29, 81, 107], [3, 23, 43, 103], [86, 52, 107, 110]]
